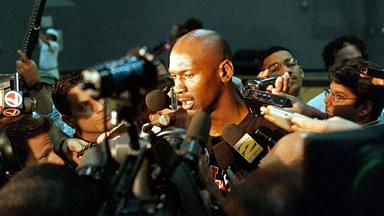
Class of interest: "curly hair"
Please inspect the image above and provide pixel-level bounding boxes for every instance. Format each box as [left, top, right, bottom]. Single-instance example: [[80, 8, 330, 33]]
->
[[322, 35, 368, 71], [330, 58, 384, 121], [52, 72, 82, 116]]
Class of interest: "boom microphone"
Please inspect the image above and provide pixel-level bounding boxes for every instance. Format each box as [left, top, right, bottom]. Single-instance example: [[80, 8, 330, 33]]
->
[[222, 124, 264, 164]]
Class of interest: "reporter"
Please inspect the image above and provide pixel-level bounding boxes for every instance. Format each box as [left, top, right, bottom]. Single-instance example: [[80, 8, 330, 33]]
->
[[261, 58, 384, 133], [258, 46, 304, 97], [4, 115, 64, 169]]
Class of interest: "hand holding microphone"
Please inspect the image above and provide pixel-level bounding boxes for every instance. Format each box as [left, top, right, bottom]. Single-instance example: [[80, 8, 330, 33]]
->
[[49, 128, 93, 165], [145, 89, 189, 129]]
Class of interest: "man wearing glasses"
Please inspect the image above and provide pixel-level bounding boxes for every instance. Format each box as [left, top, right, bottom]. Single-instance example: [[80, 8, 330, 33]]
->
[[323, 58, 384, 126], [261, 58, 383, 133], [257, 46, 304, 97]]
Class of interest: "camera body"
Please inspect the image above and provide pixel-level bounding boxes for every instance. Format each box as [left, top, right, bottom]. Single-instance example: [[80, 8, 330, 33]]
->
[[81, 56, 166, 99], [244, 76, 277, 91]]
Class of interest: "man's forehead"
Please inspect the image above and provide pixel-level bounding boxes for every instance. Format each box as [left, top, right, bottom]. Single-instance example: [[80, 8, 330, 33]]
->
[[67, 85, 89, 103], [265, 50, 293, 63], [169, 52, 193, 72]]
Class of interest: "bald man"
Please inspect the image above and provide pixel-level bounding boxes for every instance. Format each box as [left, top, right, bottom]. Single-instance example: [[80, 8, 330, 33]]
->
[[169, 29, 285, 190]]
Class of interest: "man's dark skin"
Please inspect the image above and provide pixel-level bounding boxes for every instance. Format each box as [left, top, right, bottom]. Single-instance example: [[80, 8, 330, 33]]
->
[[169, 29, 249, 136]]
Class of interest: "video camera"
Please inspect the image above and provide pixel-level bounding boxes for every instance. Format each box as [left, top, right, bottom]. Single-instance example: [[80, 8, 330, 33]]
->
[[244, 76, 277, 91], [81, 56, 161, 99], [365, 66, 384, 79]]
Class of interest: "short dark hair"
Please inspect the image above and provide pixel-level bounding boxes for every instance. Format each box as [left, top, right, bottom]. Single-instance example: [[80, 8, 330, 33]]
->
[[0, 164, 103, 216], [4, 115, 51, 168], [259, 46, 294, 69], [174, 17, 204, 39], [52, 72, 82, 116], [330, 58, 384, 121], [322, 35, 368, 71]]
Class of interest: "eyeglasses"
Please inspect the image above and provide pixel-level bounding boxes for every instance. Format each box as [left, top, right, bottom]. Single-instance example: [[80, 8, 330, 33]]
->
[[324, 88, 357, 103], [266, 58, 298, 75]]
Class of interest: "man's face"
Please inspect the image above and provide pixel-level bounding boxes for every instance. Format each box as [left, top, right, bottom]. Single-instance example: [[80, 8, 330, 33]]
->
[[26, 132, 64, 166], [324, 81, 359, 121], [262, 50, 303, 96], [67, 85, 113, 135], [169, 50, 223, 115]]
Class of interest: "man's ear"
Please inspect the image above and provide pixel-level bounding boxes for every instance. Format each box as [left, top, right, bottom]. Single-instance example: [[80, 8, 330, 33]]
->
[[219, 59, 234, 83], [358, 101, 373, 118]]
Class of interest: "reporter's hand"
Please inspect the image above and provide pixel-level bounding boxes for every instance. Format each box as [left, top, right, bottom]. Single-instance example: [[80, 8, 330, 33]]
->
[[256, 69, 270, 79], [270, 72, 290, 95], [291, 116, 360, 133], [260, 105, 293, 132], [63, 138, 92, 164], [16, 50, 40, 87]]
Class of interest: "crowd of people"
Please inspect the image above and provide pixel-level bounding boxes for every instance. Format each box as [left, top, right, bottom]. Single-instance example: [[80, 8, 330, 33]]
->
[[0, 18, 383, 215]]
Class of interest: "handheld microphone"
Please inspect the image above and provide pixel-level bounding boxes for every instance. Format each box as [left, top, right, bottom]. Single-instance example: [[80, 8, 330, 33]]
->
[[145, 89, 171, 112], [181, 112, 211, 169], [150, 108, 189, 128], [0, 75, 37, 117], [222, 124, 264, 164]]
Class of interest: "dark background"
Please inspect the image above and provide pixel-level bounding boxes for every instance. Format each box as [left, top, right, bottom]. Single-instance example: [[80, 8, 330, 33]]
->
[[1, 0, 383, 75]]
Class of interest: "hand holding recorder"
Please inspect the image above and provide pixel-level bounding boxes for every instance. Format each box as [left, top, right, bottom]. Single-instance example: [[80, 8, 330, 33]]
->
[[261, 105, 360, 133], [261, 105, 307, 132]]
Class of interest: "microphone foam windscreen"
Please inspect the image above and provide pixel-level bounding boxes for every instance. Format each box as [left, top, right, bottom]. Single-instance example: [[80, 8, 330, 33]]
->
[[185, 111, 211, 144], [145, 89, 170, 112], [222, 124, 245, 146]]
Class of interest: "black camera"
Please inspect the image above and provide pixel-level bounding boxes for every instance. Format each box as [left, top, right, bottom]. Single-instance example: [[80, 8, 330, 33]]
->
[[365, 67, 384, 79], [81, 55, 166, 99], [244, 76, 277, 91]]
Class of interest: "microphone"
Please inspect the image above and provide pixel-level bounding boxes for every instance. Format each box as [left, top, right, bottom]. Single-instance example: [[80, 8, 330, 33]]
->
[[181, 112, 211, 170], [0, 75, 37, 117], [222, 124, 265, 164], [145, 89, 171, 112], [150, 108, 189, 128]]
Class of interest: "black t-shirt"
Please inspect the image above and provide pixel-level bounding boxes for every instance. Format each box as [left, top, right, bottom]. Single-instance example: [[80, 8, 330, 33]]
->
[[205, 103, 286, 191]]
